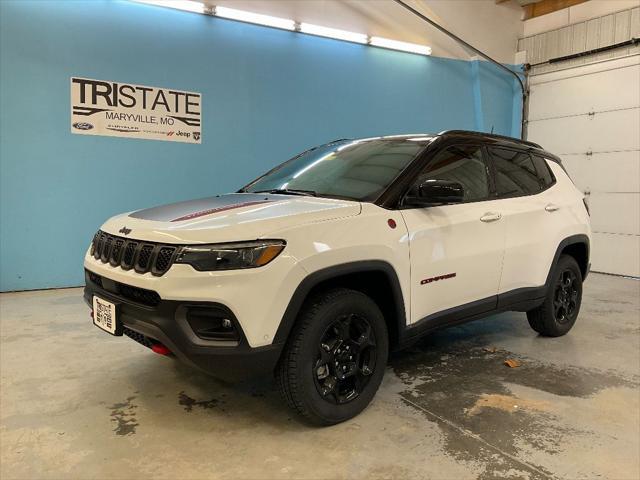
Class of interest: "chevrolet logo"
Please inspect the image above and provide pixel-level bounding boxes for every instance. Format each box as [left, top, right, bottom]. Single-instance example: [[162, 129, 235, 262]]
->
[[119, 227, 132, 235]]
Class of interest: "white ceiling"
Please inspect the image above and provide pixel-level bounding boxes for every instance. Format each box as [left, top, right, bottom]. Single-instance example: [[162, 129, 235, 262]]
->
[[200, 0, 525, 64]]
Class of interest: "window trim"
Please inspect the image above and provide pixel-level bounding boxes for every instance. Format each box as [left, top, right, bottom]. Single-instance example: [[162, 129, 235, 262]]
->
[[400, 143, 493, 209], [485, 145, 557, 200], [531, 154, 557, 190]]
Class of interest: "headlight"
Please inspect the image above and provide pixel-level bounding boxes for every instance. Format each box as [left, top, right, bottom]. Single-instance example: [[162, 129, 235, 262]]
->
[[175, 240, 286, 271]]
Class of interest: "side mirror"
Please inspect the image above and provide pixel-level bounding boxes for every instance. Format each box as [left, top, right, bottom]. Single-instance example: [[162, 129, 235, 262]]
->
[[405, 180, 464, 207]]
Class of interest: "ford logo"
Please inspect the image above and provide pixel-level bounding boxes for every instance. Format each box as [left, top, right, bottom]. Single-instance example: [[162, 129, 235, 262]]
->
[[72, 122, 94, 130]]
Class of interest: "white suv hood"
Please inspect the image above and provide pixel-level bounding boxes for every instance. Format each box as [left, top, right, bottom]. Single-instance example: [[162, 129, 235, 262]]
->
[[100, 193, 361, 244]]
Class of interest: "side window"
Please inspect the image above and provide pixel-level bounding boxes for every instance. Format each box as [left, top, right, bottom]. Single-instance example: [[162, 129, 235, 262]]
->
[[414, 145, 489, 202], [532, 155, 555, 188], [488, 147, 542, 197]]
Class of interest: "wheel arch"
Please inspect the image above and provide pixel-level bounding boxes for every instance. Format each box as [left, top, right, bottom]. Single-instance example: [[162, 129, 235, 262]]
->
[[546, 234, 590, 288], [273, 261, 407, 349]]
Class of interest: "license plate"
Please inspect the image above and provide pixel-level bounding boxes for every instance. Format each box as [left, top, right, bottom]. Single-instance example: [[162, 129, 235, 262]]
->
[[92, 296, 122, 336]]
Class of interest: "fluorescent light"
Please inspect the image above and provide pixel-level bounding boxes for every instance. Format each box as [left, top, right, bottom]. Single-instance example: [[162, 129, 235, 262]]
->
[[299, 23, 367, 44], [215, 6, 295, 31], [370, 36, 432, 56], [131, 0, 205, 14]]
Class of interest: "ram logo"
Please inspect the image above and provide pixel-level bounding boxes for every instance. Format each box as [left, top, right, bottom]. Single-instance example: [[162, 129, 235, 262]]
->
[[119, 227, 132, 235]]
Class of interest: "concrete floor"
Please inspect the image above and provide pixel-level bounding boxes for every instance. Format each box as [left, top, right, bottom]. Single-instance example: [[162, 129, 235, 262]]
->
[[1, 273, 639, 480]]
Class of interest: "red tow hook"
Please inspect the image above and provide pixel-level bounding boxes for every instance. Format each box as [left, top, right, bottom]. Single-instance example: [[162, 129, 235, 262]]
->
[[151, 343, 171, 356]]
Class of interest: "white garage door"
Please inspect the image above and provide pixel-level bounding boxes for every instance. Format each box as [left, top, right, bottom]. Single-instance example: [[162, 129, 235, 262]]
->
[[527, 55, 640, 277]]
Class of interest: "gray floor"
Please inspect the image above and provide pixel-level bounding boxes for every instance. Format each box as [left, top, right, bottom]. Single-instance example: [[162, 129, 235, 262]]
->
[[1, 273, 639, 480]]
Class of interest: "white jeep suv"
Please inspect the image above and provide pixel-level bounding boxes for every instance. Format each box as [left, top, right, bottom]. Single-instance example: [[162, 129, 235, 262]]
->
[[84, 130, 591, 425]]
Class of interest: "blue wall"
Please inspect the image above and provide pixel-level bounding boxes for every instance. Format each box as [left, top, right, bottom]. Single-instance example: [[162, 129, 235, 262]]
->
[[0, 0, 521, 291]]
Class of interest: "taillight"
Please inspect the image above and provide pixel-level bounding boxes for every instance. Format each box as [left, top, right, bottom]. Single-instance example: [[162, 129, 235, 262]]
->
[[582, 198, 590, 216]]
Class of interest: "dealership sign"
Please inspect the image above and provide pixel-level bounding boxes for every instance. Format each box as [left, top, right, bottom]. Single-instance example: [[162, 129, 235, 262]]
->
[[70, 77, 201, 143]]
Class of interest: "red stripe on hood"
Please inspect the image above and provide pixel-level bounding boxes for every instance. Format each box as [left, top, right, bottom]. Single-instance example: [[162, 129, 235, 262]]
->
[[170, 200, 272, 222]]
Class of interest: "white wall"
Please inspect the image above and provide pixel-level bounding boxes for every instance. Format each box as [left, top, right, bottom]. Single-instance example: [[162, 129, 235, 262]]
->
[[209, 0, 524, 63], [523, 0, 640, 37]]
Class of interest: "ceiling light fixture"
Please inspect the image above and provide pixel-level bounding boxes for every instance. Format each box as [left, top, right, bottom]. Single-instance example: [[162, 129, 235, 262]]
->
[[131, 0, 205, 14], [214, 6, 295, 31], [370, 36, 432, 56], [299, 23, 368, 44], [129, 2, 432, 56]]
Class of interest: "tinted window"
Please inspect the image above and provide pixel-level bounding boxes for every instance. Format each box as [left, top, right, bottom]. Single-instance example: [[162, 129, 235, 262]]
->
[[488, 147, 541, 197], [244, 139, 423, 201], [532, 155, 555, 187], [414, 145, 489, 202]]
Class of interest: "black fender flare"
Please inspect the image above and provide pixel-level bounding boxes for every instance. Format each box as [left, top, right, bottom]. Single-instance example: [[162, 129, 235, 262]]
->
[[544, 234, 590, 289], [273, 260, 407, 345]]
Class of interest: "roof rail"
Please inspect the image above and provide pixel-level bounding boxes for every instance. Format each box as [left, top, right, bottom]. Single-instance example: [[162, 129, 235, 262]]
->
[[437, 130, 542, 149]]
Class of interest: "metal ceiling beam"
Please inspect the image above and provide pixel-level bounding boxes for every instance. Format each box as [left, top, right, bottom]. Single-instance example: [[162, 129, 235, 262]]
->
[[392, 0, 529, 140]]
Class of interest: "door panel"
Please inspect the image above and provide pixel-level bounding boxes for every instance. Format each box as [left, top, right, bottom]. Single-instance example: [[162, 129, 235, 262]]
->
[[590, 192, 640, 236], [528, 65, 640, 121], [400, 144, 505, 325], [401, 201, 506, 324], [527, 59, 640, 275], [528, 107, 640, 155], [561, 151, 640, 194], [487, 148, 566, 293], [497, 188, 564, 292], [592, 232, 640, 277]]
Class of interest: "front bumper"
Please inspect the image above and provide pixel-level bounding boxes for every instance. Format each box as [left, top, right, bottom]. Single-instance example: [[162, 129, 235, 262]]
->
[[84, 270, 283, 382]]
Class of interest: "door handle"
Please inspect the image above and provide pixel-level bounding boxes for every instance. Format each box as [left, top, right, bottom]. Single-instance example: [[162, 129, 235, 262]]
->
[[480, 212, 502, 223], [545, 203, 560, 212]]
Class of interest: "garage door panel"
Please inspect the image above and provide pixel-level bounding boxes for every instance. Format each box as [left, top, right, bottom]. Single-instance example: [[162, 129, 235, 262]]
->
[[529, 58, 638, 275], [528, 107, 640, 154], [589, 192, 640, 236], [529, 65, 640, 120], [591, 232, 640, 277], [560, 155, 589, 191], [560, 150, 640, 193]]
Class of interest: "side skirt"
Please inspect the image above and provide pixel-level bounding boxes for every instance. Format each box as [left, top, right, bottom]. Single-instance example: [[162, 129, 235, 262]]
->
[[398, 286, 546, 347]]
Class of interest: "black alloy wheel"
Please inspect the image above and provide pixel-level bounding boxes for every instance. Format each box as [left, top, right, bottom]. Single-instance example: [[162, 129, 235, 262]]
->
[[527, 254, 583, 337], [314, 313, 377, 405], [553, 269, 579, 324], [277, 288, 389, 425]]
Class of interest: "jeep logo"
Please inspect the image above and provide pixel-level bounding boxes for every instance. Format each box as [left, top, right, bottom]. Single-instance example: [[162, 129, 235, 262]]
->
[[119, 227, 132, 235]]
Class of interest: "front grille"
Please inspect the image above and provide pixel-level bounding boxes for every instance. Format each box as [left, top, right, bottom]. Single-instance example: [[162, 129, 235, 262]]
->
[[86, 270, 161, 307], [136, 245, 154, 272], [91, 230, 178, 276], [118, 283, 161, 306]]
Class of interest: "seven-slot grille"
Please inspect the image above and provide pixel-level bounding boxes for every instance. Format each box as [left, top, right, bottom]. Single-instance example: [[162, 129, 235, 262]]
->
[[90, 230, 178, 276]]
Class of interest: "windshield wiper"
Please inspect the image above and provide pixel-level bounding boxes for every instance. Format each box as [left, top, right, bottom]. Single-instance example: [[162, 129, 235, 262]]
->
[[254, 188, 317, 197]]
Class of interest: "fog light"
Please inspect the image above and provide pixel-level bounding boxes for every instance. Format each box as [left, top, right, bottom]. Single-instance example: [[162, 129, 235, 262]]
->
[[186, 306, 240, 342]]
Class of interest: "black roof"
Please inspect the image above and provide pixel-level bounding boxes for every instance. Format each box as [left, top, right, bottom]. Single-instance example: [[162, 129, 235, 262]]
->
[[437, 130, 542, 149], [332, 131, 546, 154]]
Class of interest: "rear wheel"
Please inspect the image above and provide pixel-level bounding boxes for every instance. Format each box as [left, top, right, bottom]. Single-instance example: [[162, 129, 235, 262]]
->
[[527, 254, 583, 337], [276, 288, 388, 425]]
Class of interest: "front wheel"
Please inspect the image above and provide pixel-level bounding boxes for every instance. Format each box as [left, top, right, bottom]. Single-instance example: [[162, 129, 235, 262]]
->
[[276, 288, 388, 425], [527, 254, 583, 337]]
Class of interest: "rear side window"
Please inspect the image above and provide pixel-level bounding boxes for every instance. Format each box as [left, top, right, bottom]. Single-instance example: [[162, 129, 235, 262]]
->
[[487, 147, 541, 197], [532, 155, 555, 188], [414, 145, 489, 202]]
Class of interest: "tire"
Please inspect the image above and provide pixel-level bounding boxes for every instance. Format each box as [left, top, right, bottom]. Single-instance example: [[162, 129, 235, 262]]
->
[[276, 288, 389, 426], [527, 254, 583, 337]]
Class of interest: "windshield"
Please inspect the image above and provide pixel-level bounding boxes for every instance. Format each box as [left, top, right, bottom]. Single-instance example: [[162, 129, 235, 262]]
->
[[242, 139, 425, 201]]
